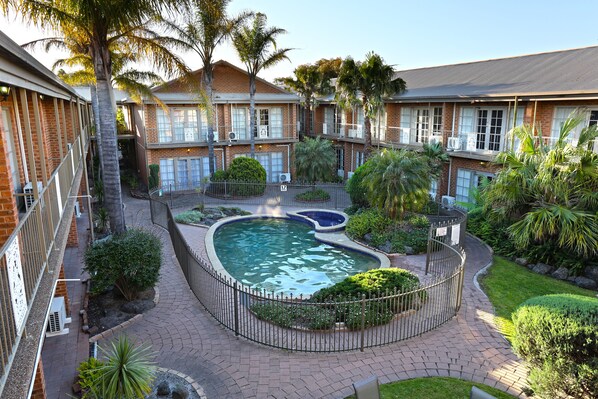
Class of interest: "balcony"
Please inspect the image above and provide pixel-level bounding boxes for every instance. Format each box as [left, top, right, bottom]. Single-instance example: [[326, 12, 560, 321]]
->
[[146, 123, 298, 147]]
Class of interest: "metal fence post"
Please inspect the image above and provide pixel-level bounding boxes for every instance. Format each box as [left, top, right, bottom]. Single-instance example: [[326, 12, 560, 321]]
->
[[360, 293, 366, 352], [334, 187, 338, 209], [233, 282, 239, 336], [169, 183, 173, 208]]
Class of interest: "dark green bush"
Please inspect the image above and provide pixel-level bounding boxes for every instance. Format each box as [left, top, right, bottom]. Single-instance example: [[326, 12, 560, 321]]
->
[[390, 228, 429, 254], [512, 294, 598, 398], [295, 188, 331, 202], [211, 170, 228, 182], [174, 210, 204, 225], [408, 214, 430, 229], [227, 157, 266, 196], [310, 268, 421, 302], [148, 164, 159, 191], [343, 303, 395, 330], [345, 208, 392, 239], [346, 162, 372, 208], [84, 229, 162, 301], [250, 303, 336, 330]]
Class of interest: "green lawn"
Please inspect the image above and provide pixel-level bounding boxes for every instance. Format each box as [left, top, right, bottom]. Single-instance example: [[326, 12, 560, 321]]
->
[[480, 256, 597, 341], [346, 377, 516, 398]]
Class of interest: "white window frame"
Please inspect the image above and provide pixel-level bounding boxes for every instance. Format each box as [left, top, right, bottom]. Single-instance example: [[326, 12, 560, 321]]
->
[[157, 107, 206, 143], [456, 168, 494, 204], [459, 107, 506, 152], [160, 156, 215, 191], [551, 107, 598, 146]]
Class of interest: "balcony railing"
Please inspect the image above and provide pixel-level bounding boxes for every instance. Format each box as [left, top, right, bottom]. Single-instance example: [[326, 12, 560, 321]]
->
[[147, 123, 298, 146], [0, 128, 88, 393], [534, 136, 598, 153]]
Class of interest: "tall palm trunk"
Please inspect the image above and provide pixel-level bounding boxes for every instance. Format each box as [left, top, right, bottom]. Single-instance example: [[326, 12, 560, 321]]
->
[[363, 105, 372, 159], [304, 97, 311, 140], [90, 85, 104, 180], [249, 76, 256, 158], [204, 65, 215, 176], [94, 46, 126, 234]]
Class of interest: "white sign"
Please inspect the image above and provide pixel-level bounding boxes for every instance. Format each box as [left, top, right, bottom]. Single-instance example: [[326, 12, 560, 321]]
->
[[451, 224, 461, 246], [259, 126, 269, 138], [466, 133, 477, 151], [6, 236, 27, 334], [436, 227, 447, 237], [280, 185, 287, 192]]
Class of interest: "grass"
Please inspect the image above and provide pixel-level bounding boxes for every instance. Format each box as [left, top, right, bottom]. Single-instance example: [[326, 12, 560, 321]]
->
[[480, 256, 597, 341], [345, 377, 516, 399]]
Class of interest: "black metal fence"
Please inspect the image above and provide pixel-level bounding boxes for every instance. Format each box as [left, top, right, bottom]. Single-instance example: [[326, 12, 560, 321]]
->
[[149, 193, 467, 352]]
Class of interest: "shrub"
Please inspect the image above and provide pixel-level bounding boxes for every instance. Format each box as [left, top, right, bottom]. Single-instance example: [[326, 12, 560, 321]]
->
[[148, 164, 159, 191], [512, 294, 598, 398], [295, 188, 330, 202], [227, 157, 267, 196], [84, 229, 162, 301], [343, 303, 395, 330], [77, 357, 105, 399], [346, 162, 372, 209], [174, 210, 204, 225], [409, 214, 430, 229], [211, 170, 228, 182], [250, 303, 336, 330], [310, 268, 421, 302], [345, 208, 392, 239]]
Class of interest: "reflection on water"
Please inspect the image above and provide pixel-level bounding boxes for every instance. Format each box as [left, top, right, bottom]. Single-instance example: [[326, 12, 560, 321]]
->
[[214, 219, 378, 295]]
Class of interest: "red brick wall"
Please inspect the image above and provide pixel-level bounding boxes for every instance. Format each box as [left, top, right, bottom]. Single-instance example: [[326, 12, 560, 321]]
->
[[54, 263, 71, 315], [0, 102, 19, 247], [31, 359, 46, 399], [66, 214, 78, 248]]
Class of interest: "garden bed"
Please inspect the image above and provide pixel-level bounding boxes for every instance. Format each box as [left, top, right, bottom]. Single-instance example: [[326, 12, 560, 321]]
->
[[294, 188, 331, 202], [174, 206, 251, 226]]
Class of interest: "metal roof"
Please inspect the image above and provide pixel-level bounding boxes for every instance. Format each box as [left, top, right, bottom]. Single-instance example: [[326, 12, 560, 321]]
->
[[390, 46, 598, 101], [0, 29, 83, 100], [147, 92, 300, 104]]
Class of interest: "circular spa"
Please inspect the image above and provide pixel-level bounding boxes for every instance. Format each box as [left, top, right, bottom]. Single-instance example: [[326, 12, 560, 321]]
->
[[210, 216, 380, 295]]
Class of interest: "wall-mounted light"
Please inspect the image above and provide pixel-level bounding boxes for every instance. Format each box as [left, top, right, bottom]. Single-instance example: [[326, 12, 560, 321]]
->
[[187, 148, 191, 153], [0, 85, 11, 101], [258, 145, 263, 149]]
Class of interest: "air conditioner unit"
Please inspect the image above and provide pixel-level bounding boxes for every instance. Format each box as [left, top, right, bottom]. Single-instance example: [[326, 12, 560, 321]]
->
[[46, 296, 71, 337], [228, 132, 238, 141], [322, 123, 328, 135], [347, 171, 355, 180], [24, 181, 43, 210], [279, 173, 291, 183], [429, 135, 442, 145], [258, 125, 269, 138], [74, 201, 81, 217], [441, 195, 456, 210], [447, 137, 462, 151]]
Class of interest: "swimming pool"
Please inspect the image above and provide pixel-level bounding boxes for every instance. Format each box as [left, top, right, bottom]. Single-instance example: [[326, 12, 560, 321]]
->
[[212, 218, 379, 295], [286, 209, 348, 232]]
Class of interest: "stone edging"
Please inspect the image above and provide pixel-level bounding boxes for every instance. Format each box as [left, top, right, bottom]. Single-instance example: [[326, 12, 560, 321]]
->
[[88, 286, 160, 344], [155, 367, 207, 399]]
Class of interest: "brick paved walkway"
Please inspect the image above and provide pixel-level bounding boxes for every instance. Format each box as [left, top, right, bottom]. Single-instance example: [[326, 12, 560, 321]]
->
[[96, 195, 528, 399]]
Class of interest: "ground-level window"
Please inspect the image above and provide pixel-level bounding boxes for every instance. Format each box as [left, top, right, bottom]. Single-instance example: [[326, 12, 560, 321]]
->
[[160, 156, 215, 191], [429, 180, 438, 200], [355, 151, 365, 170], [455, 169, 494, 204], [336, 147, 344, 177], [234, 152, 284, 183]]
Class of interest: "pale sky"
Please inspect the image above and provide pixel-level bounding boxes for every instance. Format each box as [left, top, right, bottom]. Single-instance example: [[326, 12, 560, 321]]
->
[[1, 0, 598, 83]]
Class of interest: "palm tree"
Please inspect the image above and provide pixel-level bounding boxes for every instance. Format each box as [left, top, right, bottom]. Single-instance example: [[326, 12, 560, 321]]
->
[[163, 0, 249, 176], [485, 112, 598, 258], [232, 12, 291, 158], [8, 0, 188, 233], [275, 61, 335, 139], [294, 136, 336, 185], [336, 52, 406, 159], [422, 141, 449, 201], [364, 149, 431, 220]]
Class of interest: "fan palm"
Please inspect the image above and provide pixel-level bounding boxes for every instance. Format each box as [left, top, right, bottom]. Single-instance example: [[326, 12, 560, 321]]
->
[[364, 149, 431, 220], [6, 0, 188, 234], [163, 0, 250, 176], [232, 12, 291, 157], [294, 136, 336, 185], [336, 52, 406, 159]]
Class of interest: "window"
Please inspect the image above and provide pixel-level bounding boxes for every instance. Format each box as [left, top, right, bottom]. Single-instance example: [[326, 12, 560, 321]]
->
[[460, 107, 504, 152], [234, 107, 283, 139], [157, 109, 172, 142], [414, 108, 429, 143], [551, 107, 598, 145], [160, 157, 214, 191], [355, 151, 365, 169], [232, 108, 248, 140], [2, 107, 20, 193], [399, 107, 442, 144], [372, 108, 387, 142], [456, 169, 494, 204], [269, 108, 283, 138], [324, 107, 339, 135], [336, 147, 344, 174], [157, 107, 203, 143], [429, 180, 438, 200]]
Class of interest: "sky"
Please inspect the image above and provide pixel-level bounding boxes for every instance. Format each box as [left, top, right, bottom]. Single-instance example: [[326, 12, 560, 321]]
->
[[1, 0, 598, 83]]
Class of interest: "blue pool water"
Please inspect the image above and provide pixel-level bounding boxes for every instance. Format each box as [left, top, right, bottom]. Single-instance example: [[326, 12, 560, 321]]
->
[[213, 218, 378, 295], [296, 211, 346, 227]]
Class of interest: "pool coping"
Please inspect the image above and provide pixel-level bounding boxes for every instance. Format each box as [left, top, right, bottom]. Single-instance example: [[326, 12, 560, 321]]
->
[[204, 213, 391, 290], [286, 209, 348, 232]]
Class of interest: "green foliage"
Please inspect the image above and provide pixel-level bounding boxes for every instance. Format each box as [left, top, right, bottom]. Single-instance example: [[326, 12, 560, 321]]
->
[[116, 108, 128, 134], [250, 303, 336, 330], [226, 157, 267, 196], [148, 164, 159, 191], [120, 170, 139, 190], [342, 303, 395, 330], [84, 229, 162, 301], [295, 188, 330, 202], [310, 268, 421, 302], [408, 214, 430, 229], [94, 208, 110, 234], [512, 294, 598, 398], [77, 357, 105, 399], [294, 137, 336, 183], [94, 179, 104, 204], [345, 208, 392, 239], [174, 210, 205, 225], [346, 162, 372, 209], [98, 336, 155, 399], [211, 170, 228, 182], [420, 200, 440, 215]]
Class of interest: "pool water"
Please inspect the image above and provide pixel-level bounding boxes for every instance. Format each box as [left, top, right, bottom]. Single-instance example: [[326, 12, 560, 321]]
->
[[296, 211, 345, 227], [213, 218, 378, 295]]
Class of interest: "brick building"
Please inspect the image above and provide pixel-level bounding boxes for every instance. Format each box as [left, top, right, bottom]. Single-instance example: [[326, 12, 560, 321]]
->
[[311, 46, 598, 204], [0, 30, 92, 398], [125, 60, 300, 189]]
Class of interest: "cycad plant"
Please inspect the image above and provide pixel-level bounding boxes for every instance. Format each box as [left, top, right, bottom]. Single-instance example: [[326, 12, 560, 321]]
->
[[294, 136, 336, 186]]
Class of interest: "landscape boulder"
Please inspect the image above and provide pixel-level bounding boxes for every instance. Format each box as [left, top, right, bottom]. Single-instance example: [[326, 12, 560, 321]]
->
[[532, 263, 554, 275], [573, 276, 597, 290], [551, 267, 569, 280], [583, 266, 598, 282], [515, 258, 529, 266]]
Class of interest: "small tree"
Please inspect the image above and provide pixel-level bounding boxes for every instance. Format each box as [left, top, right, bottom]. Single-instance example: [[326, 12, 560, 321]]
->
[[294, 136, 336, 186], [227, 156, 267, 196], [148, 164, 159, 191], [364, 149, 431, 220]]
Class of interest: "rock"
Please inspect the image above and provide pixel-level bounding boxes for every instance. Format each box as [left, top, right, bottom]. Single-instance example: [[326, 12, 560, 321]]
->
[[551, 267, 569, 280], [378, 241, 392, 254], [515, 257, 529, 266], [71, 381, 81, 394], [88, 326, 99, 335], [583, 265, 598, 282], [172, 385, 189, 399], [364, 233, 373, 243], [532, 263, 554, 275], [157, 381, 171, 396], [574, 276, 598, 290], [120, 299, 155, 314], [527, 263, 536, 270], [567, 276, 577, 282], [403, 246, 415, 255]]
